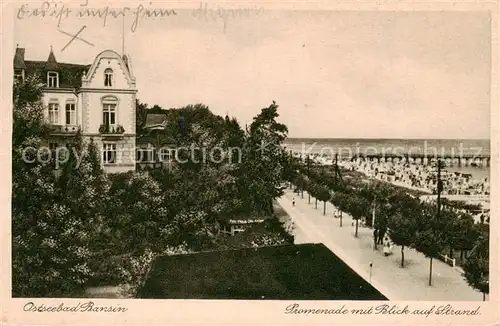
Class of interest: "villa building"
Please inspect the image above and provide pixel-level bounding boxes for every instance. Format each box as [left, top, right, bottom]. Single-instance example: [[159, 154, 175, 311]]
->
[[136, 113, 177, 170], [14, 46, 137, 173]]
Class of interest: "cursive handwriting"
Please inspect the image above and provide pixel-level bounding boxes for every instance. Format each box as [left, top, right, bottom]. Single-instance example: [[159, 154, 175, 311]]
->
[[16, 1, 177, 32], [17, 2, 72, 27], [23, 301, 127, 313], [192, 2, 265, 33]]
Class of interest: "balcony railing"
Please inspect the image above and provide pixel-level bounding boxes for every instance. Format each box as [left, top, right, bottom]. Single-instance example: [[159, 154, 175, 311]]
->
[[49, 124, 78, 134], [99, 124, 125, 135]]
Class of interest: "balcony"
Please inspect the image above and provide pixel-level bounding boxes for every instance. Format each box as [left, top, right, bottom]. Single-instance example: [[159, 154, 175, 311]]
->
[[99, 124, 125, 137], [48, 124, 78, 135]]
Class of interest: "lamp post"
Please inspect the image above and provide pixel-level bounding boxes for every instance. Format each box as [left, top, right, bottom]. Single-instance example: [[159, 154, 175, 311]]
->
[[372, 196, 377, 250], [307, 154, 311, 204], [437, 159, 443, 221], [429, 159, 444, 287], [334, 153, 338, 185]]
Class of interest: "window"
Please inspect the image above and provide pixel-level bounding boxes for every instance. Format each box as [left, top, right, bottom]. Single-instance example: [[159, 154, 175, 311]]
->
[[102, 103, 116, 126], [47, 71, 59, 88], [48, 102, 59, 124], [104, 68, 113, 87], [65, 102, 76, 125], [143, 143, 155, 162], [159, 148, 174, 162], [14, 69, 23, 82], [136, 144, 156, 163], [103, 143, 117, 164]]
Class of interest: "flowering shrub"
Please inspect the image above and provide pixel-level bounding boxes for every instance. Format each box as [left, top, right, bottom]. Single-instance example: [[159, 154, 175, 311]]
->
[[117, 249, 155, 297], [13, 87, 289, 297], [280, 217, 296, 237], [250, 234, 288, 247], [88, 244, 193, 298]]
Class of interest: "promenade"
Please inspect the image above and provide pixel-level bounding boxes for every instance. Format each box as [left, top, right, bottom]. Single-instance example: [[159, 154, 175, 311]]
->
[[278, 189, 484, 301]]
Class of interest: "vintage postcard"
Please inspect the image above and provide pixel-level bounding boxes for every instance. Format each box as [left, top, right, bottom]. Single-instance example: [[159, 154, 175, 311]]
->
[[1, 0, 498, 325]]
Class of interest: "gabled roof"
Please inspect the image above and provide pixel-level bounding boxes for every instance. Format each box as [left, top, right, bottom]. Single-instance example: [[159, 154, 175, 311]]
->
[[14, 47, 90, 88], [82, 50, 136, 87], [144, 113, 168, 129], [24, 61, 90, 88]]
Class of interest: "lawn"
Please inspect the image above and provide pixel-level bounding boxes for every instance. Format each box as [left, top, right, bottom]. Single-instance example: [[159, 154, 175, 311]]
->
[[137, 243, 387, 300]]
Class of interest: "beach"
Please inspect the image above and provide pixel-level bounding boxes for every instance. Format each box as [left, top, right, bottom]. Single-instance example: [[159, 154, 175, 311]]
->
[[284, 138, 490, 158]]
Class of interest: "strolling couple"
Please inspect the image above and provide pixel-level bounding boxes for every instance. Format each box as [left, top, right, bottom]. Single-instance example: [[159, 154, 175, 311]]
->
[[373, 228, 386, 245], [374, 229, 393, 256]]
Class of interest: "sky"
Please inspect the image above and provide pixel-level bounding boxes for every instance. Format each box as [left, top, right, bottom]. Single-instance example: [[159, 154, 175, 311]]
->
[[14, 5, 492, 139]]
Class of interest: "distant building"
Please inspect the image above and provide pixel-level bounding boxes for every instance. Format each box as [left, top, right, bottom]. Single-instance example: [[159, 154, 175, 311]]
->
[[14, 46, 137, 173], [136, 113, 177, 170]]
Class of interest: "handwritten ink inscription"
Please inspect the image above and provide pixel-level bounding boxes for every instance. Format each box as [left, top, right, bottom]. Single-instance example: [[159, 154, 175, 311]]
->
[[15, 1, 265, 33], [192, 2, 265, 32], [16, 1, 177, 32]]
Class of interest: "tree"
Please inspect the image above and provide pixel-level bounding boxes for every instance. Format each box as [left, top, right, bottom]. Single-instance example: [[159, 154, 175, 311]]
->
[[315, 185, 331, 216], [245, 101, 288, 214], [282, 150, 299, 189], [12, 74, 49, 150], [135, 100, 149, 135], [415, 228, 444, 286], [347, 195, 370, 237], [106, 171, 170, 254], [146, 104, 264, 249], [454, 213, 479, 261], [293, 174, 307, 199], [331, 191, 350, 227], [50, 131, 114, 293], [12, 74, 95, 296], [307, 181, 320, 209], [439, 208, 463, 260], [387, 213, 416, 267], [413, 206, 446, 286], [463, 234, 489, 300]]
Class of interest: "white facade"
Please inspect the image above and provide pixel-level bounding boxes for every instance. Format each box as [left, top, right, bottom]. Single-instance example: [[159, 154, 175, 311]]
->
[[35, 50, 137, 173]]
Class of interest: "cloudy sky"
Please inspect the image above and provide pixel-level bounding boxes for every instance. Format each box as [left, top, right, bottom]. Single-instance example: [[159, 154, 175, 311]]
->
[[14, 5, 491, 139]]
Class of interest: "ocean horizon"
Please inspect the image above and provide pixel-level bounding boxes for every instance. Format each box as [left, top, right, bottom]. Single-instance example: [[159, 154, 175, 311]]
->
[[284, 138, 491, 156], [284, 138, 491, 180]]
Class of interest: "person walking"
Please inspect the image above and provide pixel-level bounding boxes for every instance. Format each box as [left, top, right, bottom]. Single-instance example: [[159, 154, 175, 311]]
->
[[292, 198, 296, 207], [383, 236, 392, 256], [378, 227, 386, 245], [373, 229, 378, 247]]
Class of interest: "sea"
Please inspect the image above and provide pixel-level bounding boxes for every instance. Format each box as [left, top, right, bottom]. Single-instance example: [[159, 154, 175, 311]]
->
[[284, 138, 491, 181]]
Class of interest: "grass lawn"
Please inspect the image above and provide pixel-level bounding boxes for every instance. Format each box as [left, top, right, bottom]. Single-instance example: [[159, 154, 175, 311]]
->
[[137, 243, 387, 300]]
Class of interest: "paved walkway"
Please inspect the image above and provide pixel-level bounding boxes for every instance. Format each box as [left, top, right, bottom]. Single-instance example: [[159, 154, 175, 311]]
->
[[278, 189, 483, 301]]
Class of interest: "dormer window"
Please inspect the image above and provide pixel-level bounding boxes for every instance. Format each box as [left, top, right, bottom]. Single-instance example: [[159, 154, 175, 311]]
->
[[47, 71, 59, 88], [104, 68, 113, 87]]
